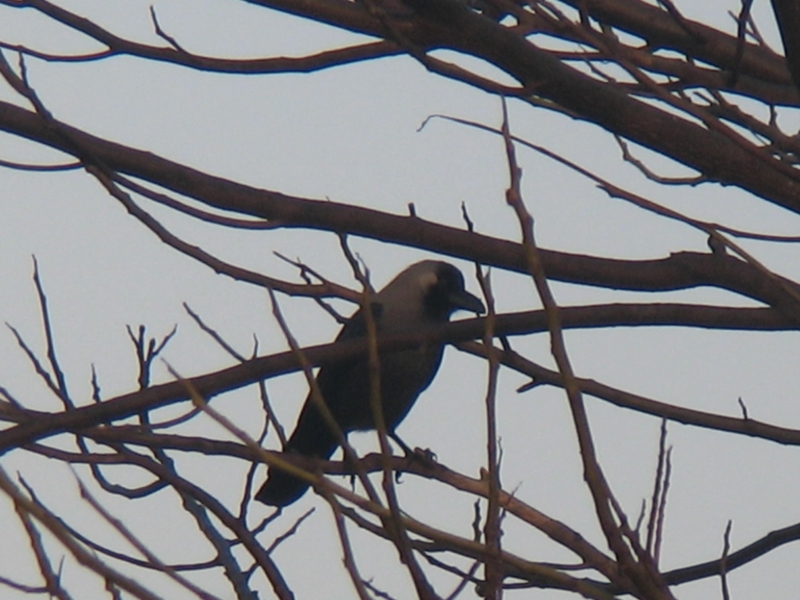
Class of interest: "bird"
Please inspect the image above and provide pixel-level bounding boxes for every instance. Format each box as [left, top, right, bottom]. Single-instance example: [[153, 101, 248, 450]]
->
[[255, 260, 485, 507]]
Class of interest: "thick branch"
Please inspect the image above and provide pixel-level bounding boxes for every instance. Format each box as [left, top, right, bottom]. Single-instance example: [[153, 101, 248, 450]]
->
[[399, 0, 800, 213], [2, 101, 800, 310], [0, 0, 400, 73], [3, 303, 799, 453], [238, 0, 800, 212], [564, 0, 791, 85]]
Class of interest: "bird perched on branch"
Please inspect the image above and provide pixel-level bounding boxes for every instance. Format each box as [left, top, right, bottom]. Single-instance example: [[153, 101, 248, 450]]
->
[[255, 260, 485, 507]]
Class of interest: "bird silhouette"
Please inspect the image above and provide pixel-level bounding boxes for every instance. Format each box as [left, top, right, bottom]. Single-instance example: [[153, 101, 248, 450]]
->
[[255, 260, 485, 507]]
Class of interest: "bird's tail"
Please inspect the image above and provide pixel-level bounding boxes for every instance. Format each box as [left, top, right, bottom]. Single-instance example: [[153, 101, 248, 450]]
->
[[254, 412, 339, 507]]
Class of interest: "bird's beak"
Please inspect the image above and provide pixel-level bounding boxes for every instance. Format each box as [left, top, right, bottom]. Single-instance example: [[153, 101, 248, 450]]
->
[[449, 289, 486, 315]]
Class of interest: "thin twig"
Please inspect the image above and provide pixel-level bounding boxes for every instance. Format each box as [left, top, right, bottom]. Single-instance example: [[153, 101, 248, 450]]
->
[[498, 98, 670, 598], [720, 520, 733, 600], [477, 266, 503, 599], [0, 466, 164, 600], [72, 471, 223, 600], [338, 235, 440, 600]]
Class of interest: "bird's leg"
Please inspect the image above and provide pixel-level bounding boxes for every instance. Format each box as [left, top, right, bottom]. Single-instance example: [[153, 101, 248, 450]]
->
[[388, 433, 437, 485], [390, 432, 437, 461], [389, 431, 413, 457], [343, 436, 358, 491], [386, 432, 408, 483]]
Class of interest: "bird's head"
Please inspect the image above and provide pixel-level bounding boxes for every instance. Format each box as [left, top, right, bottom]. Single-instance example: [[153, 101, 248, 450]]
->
[[409, 261, 486, 322]]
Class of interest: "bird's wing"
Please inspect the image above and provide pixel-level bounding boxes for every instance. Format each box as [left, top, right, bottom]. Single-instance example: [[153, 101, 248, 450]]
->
[[281, 301, 383, 453]]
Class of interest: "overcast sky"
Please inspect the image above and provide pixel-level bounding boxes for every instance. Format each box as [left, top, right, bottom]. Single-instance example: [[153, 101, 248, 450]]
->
[[1, 1, 800, 599]]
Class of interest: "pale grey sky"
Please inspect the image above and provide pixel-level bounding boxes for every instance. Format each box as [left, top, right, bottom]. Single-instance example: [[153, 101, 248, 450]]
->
[[1, 1, 800, 599]]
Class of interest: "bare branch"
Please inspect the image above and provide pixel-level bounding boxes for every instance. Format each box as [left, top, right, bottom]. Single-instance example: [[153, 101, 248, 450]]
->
[[0, 466, 164, 600]]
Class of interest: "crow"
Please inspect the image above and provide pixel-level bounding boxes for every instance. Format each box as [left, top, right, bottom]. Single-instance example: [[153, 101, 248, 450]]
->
[[255, 260, 485, 507]]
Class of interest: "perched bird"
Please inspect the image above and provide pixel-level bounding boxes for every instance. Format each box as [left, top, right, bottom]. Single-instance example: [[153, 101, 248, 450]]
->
[[255, 260, 485, 507]]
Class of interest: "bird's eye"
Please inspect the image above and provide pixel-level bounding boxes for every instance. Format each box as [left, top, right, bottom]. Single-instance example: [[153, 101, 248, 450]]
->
[[418, 271, 438, 291]]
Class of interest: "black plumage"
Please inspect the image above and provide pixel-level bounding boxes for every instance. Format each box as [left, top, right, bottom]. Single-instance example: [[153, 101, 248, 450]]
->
[[255, 260, 485, 507]]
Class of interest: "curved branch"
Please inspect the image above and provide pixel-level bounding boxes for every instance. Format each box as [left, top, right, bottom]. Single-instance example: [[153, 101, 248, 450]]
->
[[54, 430, 800, 592], [1, 0, 399, 71], [2, 101, 800, 311], [459, 340, 800, 446], [3, 303, 800, 453], [664, 521, 800, 586], [8, 0, 800, 214], [403, 0, 800, 209], [238, 0, 800, 212], [563, 0, 791, 86]]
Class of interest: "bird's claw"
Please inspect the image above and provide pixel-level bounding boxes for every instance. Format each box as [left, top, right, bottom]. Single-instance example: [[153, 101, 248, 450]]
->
[[411, 447, 437, 463]]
